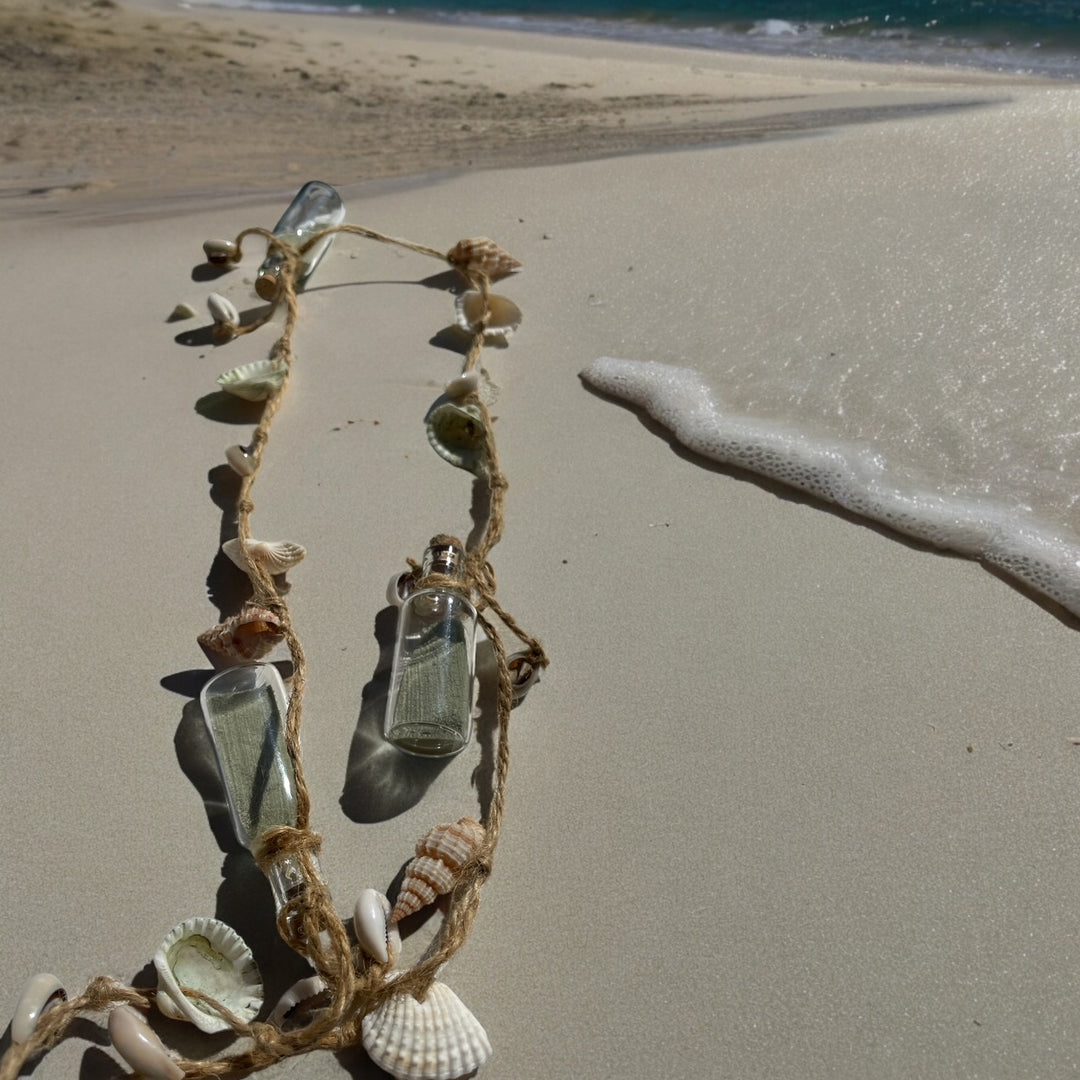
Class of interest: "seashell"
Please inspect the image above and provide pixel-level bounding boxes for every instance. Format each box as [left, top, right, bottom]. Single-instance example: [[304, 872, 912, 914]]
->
[[222, 537, 306, 576], [217, 359, 287, 402], [425, 401, 489, 477], [197, 604, 285, 666], [354, 888, 402, 965], [11, 973, 67, 1044], [167, 303, 198, 323], [361, 978, 492, 1080], [446, 237, 522, 281], [108, 1005, 184, 1080], [267, 974, 328, 1029], [153, 916, 263, 1034], [443, 371, 480, 400], [225, 443, 257, 477], [207, 292, 239, 327], [453, 291, 521, 341], [507, 651, 541, 707], [387, 569, 418, 608], [390, 818, 486, 925], [203, 238, 240, 267]]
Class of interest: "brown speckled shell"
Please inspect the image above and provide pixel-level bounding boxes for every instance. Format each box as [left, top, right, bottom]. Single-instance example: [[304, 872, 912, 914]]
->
[[446, 237, 522, 281], [390, 817, 486, 925], [197, 605, 285, 666]]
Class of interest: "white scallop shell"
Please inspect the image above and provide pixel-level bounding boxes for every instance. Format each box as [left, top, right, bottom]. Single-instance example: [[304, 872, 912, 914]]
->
[[222, 537, 306, 576], [453, 291, 521, 341], [267, 974, 327, 1029], [108, 1006, 184, 1080], [11, 973, 67, 1044], [153, 917, 263, 1034], [362, 980, 492, 1080], [354, 888, 401, 965], [207, 292, 239, 327], [217, 359, 287, 401]]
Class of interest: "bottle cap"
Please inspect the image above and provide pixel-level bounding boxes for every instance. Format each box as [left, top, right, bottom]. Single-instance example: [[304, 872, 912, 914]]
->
[[423, 535, 465, 578], [255, 269, 282, 302]]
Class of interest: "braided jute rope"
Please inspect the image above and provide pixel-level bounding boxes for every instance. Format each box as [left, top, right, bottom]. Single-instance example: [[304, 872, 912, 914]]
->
[[0, 223, 548, 1080]]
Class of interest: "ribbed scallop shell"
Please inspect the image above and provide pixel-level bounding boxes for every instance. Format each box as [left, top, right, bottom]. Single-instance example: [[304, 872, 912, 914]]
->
[[446, 237, 522, 281], [153, 917, 263, 1034], [361, 979, 492, 1080], [222, 537, 306, 576], [390, 818, 485, 924], [425, 401, 489, 476], [197, 605, 284, 665], [453, 291, 522, 341], [217, 359, 286, 401]]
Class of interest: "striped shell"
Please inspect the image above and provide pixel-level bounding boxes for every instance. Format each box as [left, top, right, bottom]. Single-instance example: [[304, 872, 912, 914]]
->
[[197, 605, 284, 665], [390, 818, 485, 925], [361, 979, 492, 1080], [446, 237, 522, 281], [222, 537, 306, 576]]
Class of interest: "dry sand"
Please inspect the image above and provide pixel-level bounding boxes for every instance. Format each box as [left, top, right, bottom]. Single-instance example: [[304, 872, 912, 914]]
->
[[4, 3, 1080, 1080]]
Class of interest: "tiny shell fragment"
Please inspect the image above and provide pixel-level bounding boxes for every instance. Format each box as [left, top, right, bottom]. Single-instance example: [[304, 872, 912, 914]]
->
[[167, 303, 198, 323]]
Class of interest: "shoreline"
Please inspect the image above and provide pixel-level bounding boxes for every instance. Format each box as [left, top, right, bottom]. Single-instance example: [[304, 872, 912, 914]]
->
[[0, 0, 1042, 220]]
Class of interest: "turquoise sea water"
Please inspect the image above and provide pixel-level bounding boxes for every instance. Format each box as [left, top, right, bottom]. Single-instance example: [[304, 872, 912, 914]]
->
[[200, 0, 1080, 76]]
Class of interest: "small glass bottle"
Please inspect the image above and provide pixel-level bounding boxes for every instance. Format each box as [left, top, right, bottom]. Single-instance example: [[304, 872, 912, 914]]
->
[[199, 663, 315, 924], [384, 536, 478, 757], [255, 180, 346, 302]]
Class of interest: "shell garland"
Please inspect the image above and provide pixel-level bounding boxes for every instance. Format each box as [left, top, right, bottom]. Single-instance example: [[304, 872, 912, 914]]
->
[[390, 818, 486, 924]]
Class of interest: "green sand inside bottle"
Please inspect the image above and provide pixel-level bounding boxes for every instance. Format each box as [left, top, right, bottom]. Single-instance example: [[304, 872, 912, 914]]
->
[[387, 620, 472, 756], [208, 685, 297, 845]]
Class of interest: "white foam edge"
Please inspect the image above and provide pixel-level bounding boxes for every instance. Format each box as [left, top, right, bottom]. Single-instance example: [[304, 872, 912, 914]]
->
[[582, 357, 1080, 618]]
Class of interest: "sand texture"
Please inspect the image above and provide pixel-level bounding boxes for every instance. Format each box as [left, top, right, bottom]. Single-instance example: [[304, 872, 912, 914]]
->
[[3, 3, 1080, 1080]]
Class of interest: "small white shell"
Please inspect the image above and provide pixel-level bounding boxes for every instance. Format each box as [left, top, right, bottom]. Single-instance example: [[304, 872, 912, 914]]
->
[[387, 570, 417, 608], [153, 917, 263, 1034], [167, 303, 198, 323], [207, 292, 239, 327], [225, 444, 257, 476], [267, 974, 327, 1029], [11, 973, 67, 1044], [222, 537, 306, 576], [108, 1006, 184, 1080], [217, 359, 287, 401], [454, 291, 521, 341], [443, 371, 480, 399], [204, 238, 240, 266], [362, 980, 492, 1080], [508, 651, 542, 706], [354, 888, 401, 965]]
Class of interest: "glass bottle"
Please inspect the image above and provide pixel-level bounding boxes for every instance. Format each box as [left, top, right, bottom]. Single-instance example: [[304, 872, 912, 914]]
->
[[255, 180, 346, 302], [199, 663, 315, 924], [384, 536, 478, 757]]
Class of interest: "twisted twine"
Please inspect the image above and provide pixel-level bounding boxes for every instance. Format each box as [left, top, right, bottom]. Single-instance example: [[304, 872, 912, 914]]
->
[[0, 222, 547, 1080]]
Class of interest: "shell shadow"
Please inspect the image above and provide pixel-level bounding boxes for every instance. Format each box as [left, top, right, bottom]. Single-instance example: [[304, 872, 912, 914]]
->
[[194, 392, 266, 425]]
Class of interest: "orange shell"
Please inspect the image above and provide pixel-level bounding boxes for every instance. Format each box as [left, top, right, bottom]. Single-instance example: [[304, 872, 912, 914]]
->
[[197, 605, 285, 666], [390, 817, 485, 924], [446, 237, 522, 281]]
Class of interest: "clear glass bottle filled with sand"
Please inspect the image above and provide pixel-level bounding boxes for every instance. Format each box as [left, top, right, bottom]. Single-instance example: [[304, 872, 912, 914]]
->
[[384, 536, 478, 757]]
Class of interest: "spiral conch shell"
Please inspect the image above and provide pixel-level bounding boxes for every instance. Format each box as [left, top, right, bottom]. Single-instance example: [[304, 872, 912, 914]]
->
[[390, 817, 486, 925], [197, 605, 285, 665], [222, 537, 306, 576], [361, 978, 492, 1080], [446, 237, 522, 281]]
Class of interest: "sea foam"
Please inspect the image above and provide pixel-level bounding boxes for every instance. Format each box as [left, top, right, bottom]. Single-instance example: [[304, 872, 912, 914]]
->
[[582, 357, 1080, 618]]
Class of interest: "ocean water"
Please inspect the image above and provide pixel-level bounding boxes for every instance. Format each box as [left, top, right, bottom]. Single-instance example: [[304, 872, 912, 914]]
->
[[196, 0, 1080, 77]]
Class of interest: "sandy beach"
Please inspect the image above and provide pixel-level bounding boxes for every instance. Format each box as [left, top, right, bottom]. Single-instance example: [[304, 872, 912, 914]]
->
[[5, 2, 1080, 1079]]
